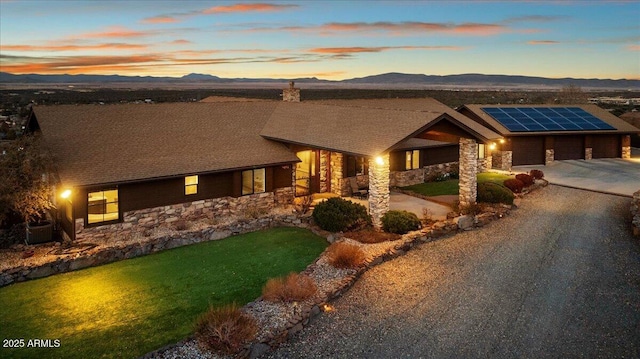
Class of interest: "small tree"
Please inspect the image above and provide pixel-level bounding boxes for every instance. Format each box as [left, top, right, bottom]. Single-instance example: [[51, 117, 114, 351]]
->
[[0, 134, 55, 226]]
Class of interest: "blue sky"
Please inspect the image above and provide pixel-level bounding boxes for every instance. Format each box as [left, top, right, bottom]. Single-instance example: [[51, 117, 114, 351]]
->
[[1, 0, 638, 80]]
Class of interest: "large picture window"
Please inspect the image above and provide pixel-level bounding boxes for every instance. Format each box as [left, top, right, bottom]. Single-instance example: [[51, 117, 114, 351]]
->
[[345, 155, 369, 177], [405, 150, 420, 170], [87, 189, 119, 224], [185, 175, 198, 195], [242, 168, 266, 195]]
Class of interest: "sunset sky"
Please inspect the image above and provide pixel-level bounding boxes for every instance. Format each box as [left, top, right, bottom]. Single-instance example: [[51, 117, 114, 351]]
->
[[1, 0, 638, 80]]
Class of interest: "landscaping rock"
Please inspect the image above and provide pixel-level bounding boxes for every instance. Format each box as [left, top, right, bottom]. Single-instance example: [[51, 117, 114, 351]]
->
[[456, 215, 474, 230], [250, 343, 271, 359]]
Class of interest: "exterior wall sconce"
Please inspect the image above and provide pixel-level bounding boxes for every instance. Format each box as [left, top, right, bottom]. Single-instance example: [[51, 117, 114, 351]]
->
[[375, 156, 384, 165], [60, 189, 72, 199]]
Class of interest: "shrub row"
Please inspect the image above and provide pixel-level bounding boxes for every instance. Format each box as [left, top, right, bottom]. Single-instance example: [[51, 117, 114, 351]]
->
[[381, 210, 421, 234], [477, 182, 515, 205]]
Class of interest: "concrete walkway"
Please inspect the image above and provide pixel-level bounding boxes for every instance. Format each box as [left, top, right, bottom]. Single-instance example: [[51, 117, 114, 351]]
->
[[339, 192, 452, 221]]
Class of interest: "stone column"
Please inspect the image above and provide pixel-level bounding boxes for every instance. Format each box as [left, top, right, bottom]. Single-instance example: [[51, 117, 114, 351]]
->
[[282, 81, 300, 102], [459, 138, 477, 208], [502, 150, 513, 171], [368, 154, 390, 229], [622, 135, 631, 159], [330, 152, 344, 195], [545, 149, 554, 165], [585, 148, 593, 160]]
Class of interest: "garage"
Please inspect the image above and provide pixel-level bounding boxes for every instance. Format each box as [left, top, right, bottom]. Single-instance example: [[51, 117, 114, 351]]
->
[[592, 135, 620, 158], [511, 137, 544, 165], [554, 135, 584, 160]]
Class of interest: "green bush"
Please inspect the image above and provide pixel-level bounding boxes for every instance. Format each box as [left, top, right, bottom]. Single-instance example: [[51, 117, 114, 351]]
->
[[477, 182, 515, 205], [312, 197, 371, 232], [381, 210, 421, 234]]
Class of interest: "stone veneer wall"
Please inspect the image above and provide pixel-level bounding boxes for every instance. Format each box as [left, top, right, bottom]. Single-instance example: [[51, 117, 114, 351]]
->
[[622, 146, 631, 159], [632, 190, 640, 237], [585, 148, 593, 160], [330, 152, 344, 196], [477, 156, 492, 173], [389, 168, 424, 188], [368, 154, 390, 228], [75, 188, 294, 242], [319, 150, 330, 193], [492, 150, 512, 170], [458, 138, 478, 207], [545, 149, 554, 165]]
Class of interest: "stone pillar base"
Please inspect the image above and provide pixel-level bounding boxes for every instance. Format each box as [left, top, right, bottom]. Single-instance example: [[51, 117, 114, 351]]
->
[[585, 147, 592, 160], [622, 146, 631, 159], [368, 154, 390, 228], [459, 138, 478, 207], [545, 149, 554, 165]]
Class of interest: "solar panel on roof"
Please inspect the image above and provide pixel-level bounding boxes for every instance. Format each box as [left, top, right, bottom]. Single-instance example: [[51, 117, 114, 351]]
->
[[480, 107, 616, 132]]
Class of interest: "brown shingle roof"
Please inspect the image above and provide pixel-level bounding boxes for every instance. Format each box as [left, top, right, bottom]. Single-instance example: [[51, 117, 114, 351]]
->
[[33, 102, 299, 187], [261, 98, 500, 157], [460, 104, 640, 136]]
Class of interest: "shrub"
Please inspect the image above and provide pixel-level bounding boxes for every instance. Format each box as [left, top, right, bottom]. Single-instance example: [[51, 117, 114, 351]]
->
[[325, 242, 366, 268], [293, 195, 313, 214], [194, 303, 257, 355], [478, 182, 515, 205], [262, 272, 317, 302], [503, 178, 525, 193], [312, 197, 371, 232], [381, 210, 421, 234], [515, 173, 534, 187], [529, 169, 545, 180]]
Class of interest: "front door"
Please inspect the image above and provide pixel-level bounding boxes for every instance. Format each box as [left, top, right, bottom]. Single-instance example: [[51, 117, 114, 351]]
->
[[295, 150, 318, 196]]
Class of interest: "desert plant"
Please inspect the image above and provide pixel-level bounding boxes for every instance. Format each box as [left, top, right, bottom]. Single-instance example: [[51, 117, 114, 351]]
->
[[194, 303, 258, 355], [381, 210, 421, 234], [503, 178, 525, 193], [262, 272, 317, 302], [312, 197, 371, 232], [529, 169, 545, 180], [515, 173, 534, 187], [325, 241, 366, 269], [478, 182, 515, 205]]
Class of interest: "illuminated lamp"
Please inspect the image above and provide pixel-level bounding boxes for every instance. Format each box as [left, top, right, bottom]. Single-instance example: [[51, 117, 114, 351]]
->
[[60, 189, 72, 199], [375, 156, 384, 165]]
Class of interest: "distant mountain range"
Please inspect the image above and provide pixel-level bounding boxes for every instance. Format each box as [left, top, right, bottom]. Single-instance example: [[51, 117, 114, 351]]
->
[[1, 71, 638, 90]]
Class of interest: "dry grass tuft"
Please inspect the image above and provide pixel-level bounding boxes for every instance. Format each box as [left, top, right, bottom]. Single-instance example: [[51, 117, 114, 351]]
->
[[262, 272, 317, 302], [194, 303, 257, 355], [343, 230, 401, 244], [325, 242, 366, 269]]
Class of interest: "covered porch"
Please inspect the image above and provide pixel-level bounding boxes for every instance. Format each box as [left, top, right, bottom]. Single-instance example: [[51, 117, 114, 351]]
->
[[261, 98, 502, 228]]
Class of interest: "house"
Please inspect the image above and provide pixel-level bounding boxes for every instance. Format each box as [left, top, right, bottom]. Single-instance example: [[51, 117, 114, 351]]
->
[[458, 104, 639, 168], [28, 84, 503, 242]]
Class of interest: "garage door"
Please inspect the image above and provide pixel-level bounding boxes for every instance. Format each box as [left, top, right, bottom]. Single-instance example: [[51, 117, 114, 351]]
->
[[512, 137, 545, 166], [592, 135, 620, 158], [554, 135, 584, 160]]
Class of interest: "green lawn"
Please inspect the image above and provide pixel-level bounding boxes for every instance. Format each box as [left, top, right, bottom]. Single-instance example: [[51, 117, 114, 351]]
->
[[0, 227, 327, 359], [402, 172, 514, 196]]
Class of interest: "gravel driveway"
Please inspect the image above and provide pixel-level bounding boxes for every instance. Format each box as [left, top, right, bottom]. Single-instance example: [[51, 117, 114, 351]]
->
[[267, 185, 640, 358]]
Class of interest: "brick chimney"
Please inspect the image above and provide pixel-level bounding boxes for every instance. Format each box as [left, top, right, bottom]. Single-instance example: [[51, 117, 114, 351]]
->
[[282, 81, 300, 102]]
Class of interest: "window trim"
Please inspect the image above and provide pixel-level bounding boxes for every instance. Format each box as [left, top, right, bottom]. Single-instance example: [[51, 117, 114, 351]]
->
[[241, 168, 266, 196], [86, 188, 120, 226], [478, 144, 486, 159], [185, 175, 198, 195]]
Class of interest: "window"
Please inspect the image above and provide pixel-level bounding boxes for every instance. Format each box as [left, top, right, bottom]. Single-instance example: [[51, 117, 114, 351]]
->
[[242, 168, 266, 195], [87, 189, 119, 224], [478, 144, 486, 159], [185, 175, 198, 195], [405, 150, 420, 170], [345, 156, 369, 177]]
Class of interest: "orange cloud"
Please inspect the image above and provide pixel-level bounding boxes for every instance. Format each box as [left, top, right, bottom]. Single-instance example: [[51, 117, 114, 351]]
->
[[308, 46, 464, 54], [245, 21, 508, 36], [169, 39, 192, 45], [72, 26, 150, 39], [627, 44, 640, 51], [1, 55, 163, 74], [202, 3, 298, 14], [141, 15, 178, 24], [2, 43, 148, 51], [527, 40, 560, 45]]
